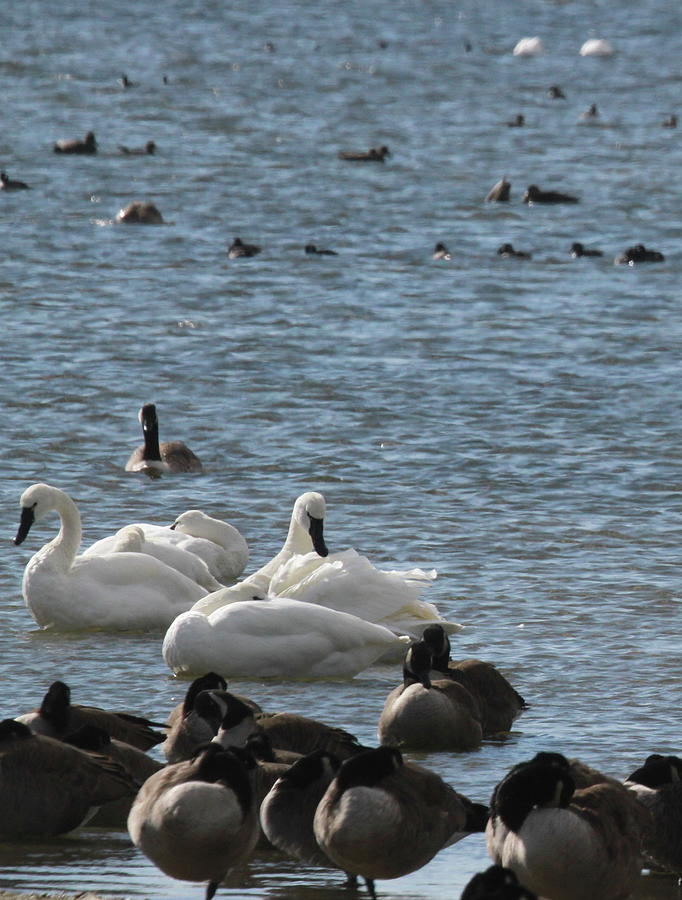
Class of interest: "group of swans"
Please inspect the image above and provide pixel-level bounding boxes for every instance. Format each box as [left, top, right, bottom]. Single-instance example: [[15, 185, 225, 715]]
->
[[14, 484, 460, 679]]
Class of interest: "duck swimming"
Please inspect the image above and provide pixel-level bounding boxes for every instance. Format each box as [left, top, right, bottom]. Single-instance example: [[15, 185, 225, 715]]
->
[[53, 131, 97, 154], [227, 237, 261, 258], [523, 184, 579, 204], [115, 201, 164, 224], [570, 242, 603, 258], [125, 402, 202, 473], [14, 483, 207, 631], [497, 243, 531, 260], [338, 146, 390, 162], [0, 170, 30, 189], [118, 140, 156, 155], [305, 244, 338, 256], [432, 242, 452, 260], [614, 243, 665, 264]]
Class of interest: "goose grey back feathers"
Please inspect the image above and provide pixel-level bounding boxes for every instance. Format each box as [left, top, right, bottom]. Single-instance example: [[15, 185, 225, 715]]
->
[[0, 719, 136, 838]]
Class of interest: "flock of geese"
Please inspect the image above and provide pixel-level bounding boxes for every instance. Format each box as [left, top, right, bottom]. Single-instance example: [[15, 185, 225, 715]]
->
[[7, 403, 682, 899], [1, 667, 680, 900]]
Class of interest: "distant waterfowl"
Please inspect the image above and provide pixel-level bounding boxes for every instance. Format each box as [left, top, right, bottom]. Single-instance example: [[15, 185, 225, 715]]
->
[[14, 483, 207, 631], [614, 243, 665, 265], [118, 140, 156, 155], [0, 719, 136, 839], [378, 640, 483, 751], [486, 176, 511, 202], [314, 745, 488, 898], [16, 680, 166, 750], [570, 241, 603, 258], [421, 624, 526, 736], [125, 402, 202, 474], [53, 130, 97, 154], [461, 865, 538, 899], [305, 244, 338, 255], [119, 73, 137, 88], [84, 509, 249, 585], [579, 38, 614, 57], [497, 243, 531, 260], [547, 85, 566, 99], [432, 242, 452, 260], [0, 170, 30, 189], [523, 184, 579, 204], [625, 753, 682, 875], [507, 114, 525, 127], [227, 236, 261, 258], [662, 114, 677, 128], [487, 752, 650, 900], [162, 599, 408, 679], [512, 37, 544, 57], [128, 744, 259, 900], [338, 145, 390, 162], [579, 103, 599, 122], [115, 201, 164, 224]]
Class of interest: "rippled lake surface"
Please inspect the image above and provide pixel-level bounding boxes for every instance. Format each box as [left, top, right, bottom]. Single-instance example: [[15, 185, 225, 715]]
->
[[1, 0, 682, 898]]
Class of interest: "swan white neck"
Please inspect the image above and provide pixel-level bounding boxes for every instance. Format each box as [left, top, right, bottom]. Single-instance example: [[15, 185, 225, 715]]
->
[[34, 488, 82, 572]]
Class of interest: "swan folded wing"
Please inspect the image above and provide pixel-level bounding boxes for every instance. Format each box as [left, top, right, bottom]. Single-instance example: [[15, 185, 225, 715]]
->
[[163, 601, 405, 679]]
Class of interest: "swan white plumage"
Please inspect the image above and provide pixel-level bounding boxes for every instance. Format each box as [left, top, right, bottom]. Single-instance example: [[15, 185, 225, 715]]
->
[[513, 37, 544, 56], [86, 525, 223, 591], [162, 599, 409, 679], [579, 39, 613, 57], [191, 492, 459, 640], [84, 509, 249, 584], [190, 491, 329, 615], [14, 483, 208, 631]]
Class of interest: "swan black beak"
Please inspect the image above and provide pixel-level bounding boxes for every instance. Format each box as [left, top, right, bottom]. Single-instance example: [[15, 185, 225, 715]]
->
[[308, 515, 328, 557], [14, 505, 35, 545]]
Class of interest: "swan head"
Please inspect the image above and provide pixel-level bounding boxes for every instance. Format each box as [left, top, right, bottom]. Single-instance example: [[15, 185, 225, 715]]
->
[[292, 491, 328, 557], [15, 482, 66, 545]]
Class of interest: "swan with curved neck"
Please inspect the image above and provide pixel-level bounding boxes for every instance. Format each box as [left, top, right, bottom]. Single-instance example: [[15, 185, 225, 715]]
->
[[14, 483, 207, 631], [191, 491, 328, 614]]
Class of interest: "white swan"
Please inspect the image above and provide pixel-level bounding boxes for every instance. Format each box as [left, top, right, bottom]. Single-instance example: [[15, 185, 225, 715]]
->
[[190, 491, 329, 614], [579, 38, 614, 57], [14, 483, 208, 631], [162, 599, 409, 679], [86, 525, 223, 591], [512, 37, 544, 57], [84, 509, 249, 584], [191, 492, 459, 640]]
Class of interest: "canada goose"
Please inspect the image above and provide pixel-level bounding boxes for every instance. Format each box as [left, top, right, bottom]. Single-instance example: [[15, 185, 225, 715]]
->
[[338, 146, 390, 162], [625, 753, 682, 875], [84, 508, 249, 585], [17, 680, 166, 750], [64, 724, 164, 827], [378, 640, 483, 751], [227, 237, 261, 258], [128, 744, 259, 900], [164, 672, 227, 735], [212, 690, 368, 760], [614, 243, 665, 265], [314, 745, 488, 898], [487, 752, 650, 900], [163, 688, 230, 763], [0, 170, 30, 189], [421, 623, 527, 735], [432, 242, 452, 260], [261, 750, 342, 867], [119, 140, 156, 154], [507, 114, 525, 127], [0, 719, 136, 838], [578, 103, 599, 122], [460, 864, 538, 899], [125, 403, 202, 474], [53, 131, 97, 154], [119, 73, 137, 88], [14, 483, 207, 631], [570, 242, 603, 258], [486, 176, 511, 202], [547, 85, 565, 99], [523, 184, 579, 204], [115, 201, 164, 224], [497, 243, 532, 260]]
